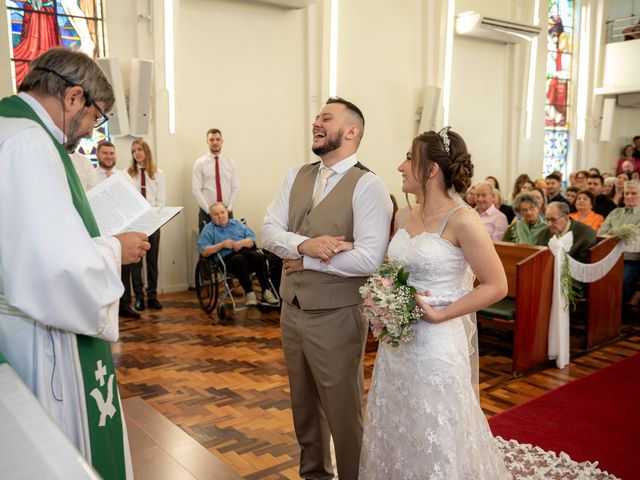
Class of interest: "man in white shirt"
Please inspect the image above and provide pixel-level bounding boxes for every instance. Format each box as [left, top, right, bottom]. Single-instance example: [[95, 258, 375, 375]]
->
[[262, 97, 392, 480], [94, 139, 122, 182], [0, 47, 149, 479], [192, 128, 240, 231]]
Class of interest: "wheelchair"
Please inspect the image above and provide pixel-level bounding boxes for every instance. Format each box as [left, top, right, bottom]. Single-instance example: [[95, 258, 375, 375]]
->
[[195, 250, 281, 320]]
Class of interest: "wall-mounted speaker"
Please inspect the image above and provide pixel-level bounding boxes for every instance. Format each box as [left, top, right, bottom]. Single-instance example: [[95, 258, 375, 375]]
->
[[599, 97, 616, 142], [96, 57, 130, 136], [129, 58, 154, 137]]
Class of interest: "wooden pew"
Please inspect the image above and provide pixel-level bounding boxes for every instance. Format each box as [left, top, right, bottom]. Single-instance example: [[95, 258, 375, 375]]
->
[[574, 236, 623, 349], [477, 242, 554, 374]]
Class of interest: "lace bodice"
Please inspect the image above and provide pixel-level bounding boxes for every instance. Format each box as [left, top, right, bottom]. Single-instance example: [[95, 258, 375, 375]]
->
[[388, 228, 472, 303]]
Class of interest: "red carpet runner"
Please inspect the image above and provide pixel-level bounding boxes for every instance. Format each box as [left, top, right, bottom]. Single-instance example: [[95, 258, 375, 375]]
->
[[489, 353, 640, 479]]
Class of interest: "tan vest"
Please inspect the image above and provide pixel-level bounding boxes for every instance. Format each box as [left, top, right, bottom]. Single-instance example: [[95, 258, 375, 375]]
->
[[280, 163, 368, 309]]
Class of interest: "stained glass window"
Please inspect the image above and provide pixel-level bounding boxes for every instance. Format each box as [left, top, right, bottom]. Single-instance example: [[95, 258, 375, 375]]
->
[[6, 1, 107, 160], [544, 0, 574, 177]]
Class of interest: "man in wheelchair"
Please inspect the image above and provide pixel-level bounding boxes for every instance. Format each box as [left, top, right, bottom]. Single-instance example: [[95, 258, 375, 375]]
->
[[198, 202, 278, 306]]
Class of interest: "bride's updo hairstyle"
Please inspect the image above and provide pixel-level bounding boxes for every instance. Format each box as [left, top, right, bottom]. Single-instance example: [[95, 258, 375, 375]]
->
[[411, 128, 474, 198]]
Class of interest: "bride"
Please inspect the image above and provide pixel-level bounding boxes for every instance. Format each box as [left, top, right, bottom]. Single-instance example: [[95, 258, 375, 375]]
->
[[358, 128, 510, 479]]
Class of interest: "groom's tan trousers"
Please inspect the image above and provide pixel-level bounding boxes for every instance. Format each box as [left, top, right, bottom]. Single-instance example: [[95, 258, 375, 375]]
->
[[280, 300, 367, 480]]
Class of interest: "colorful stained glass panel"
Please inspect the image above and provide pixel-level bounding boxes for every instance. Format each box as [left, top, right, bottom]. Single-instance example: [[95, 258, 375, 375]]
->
[[544, 0, 574, 177]]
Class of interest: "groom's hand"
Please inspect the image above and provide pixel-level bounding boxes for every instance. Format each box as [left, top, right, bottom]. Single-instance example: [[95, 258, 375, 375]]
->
[[283, 258, 303, 275], [298, 235, 346, 262]]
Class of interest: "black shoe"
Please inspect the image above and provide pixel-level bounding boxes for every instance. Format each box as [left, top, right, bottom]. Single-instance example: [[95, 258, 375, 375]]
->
[[119, 306, 141, 319], [147, 298, 163, 310], [134, 298, 145, 311]]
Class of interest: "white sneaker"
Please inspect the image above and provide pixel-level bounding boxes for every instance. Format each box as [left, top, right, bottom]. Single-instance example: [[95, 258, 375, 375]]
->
[[245, 291, 258, 306], [262, 290, 278, 305]]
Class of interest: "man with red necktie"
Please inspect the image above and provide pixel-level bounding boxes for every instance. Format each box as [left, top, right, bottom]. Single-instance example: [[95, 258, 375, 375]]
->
[[192, 128, 240, 231]]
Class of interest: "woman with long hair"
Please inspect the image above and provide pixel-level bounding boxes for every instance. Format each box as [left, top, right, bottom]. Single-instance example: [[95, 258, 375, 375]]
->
[[359, 128, 509, 478], [123, 138, 166, 311], [611, 172, 630, 207], [509, 173, 533, 204]]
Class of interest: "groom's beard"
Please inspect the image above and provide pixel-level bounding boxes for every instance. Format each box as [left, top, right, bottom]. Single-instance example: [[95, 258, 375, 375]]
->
[[312, 129, 343, 156]]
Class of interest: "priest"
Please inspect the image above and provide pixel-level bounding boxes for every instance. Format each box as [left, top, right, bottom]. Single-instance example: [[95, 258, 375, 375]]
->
[[0, 47, 150, 479]]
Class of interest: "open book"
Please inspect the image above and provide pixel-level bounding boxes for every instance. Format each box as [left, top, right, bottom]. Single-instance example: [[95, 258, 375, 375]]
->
[[87, 174, 182, 237]]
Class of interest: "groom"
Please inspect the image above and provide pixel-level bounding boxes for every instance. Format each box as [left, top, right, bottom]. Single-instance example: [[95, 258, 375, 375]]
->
[[262, 97, 392, 479]]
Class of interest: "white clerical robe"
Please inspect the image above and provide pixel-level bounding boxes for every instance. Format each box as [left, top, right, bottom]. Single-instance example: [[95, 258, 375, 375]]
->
[[0, 105, 132, 478]]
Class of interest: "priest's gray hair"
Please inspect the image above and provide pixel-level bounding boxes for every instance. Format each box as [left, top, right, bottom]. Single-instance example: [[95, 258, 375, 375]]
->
[[19, 47, 115, 112]]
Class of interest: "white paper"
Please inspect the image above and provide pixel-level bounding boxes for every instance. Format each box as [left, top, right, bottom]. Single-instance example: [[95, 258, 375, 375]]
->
[[86, 174, 182, 236]]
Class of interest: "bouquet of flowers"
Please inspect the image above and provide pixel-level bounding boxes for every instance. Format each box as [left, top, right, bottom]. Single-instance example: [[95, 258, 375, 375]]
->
[[610, 224, 640, 244], [359, 261, 424, 347]]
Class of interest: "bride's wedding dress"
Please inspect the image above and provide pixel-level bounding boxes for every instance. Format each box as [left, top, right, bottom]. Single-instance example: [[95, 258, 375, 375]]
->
[[358, 207, 618, 480], [359, 206, 508, 479]]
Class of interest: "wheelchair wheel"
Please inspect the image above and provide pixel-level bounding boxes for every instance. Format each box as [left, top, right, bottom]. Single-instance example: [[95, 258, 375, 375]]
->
[[217, 303, 226, 320], [195, 259, 219, 313]]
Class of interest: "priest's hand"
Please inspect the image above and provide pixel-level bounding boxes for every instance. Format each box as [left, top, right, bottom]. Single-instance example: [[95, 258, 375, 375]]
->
[[116, 232, 151, 265]]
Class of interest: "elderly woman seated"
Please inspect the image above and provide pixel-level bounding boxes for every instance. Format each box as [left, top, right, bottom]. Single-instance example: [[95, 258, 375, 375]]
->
[[502, 192, 546, 244], [198, 202, 278, 306], [569, 190, 604, 231]]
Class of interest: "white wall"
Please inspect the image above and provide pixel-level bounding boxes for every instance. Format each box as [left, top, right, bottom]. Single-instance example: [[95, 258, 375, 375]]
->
[[337, 0, 423, 204]]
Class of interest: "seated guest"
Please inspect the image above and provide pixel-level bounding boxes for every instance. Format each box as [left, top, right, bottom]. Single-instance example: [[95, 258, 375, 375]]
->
[[565, 185, 579, 212], [603, 177, 615, 197], [545, 172, 569, 204], [588, 173, 616, 218], [588, 167, 601, 176], [474, 182, 508, 240], [612, 173, 630, 207], [198, 202, 278, 306], [465, 185, 476, 207], [531, 187, 548, 219], [503, 193, 546, 244], [573, 170, 589, 191], [509, 173, 533, 204], [493, 188, 515, 224], [616, 144, 639, 174], [598, 180, 640, 307], [569, 190, 604, 231], [621, 160, 636, 177], [485, 175, 500, 191], [537, 201, 597, 263]]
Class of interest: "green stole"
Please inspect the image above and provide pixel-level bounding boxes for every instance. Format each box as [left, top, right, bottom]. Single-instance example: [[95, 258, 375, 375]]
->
[[514, 218, 546, 244], [0, 96, 126, 479]]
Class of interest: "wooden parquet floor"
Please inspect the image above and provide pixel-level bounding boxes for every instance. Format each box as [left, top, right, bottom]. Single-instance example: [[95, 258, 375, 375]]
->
[[113, 291, 640, 479]]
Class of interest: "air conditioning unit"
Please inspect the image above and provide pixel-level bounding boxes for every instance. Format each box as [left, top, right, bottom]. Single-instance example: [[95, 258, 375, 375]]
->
[[617, 93, 640, 108], [249, 0, 316, 8], [456, 11, 541, 44]]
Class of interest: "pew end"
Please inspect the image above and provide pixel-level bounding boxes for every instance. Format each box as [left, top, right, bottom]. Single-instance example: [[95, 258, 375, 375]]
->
[[571, 236, 623, 349], [478, 242, 554, 375]]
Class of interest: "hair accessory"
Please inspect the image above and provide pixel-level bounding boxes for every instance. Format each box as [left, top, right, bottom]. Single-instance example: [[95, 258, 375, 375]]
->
[[438, 126, 452, 154]]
